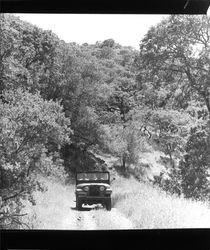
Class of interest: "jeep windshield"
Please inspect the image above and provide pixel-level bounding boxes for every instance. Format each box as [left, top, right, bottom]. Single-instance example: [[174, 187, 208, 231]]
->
[[77, 172, 109, 181]]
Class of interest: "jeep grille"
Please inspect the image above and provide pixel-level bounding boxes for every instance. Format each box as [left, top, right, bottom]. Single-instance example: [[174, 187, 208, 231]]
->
[[89, 185, 100, 196]]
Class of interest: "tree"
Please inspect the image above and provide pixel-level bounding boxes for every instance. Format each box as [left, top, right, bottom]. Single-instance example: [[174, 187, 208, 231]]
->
[[0, 14, 22, 94], [138, 15, 210, 199], [138, 15, 210, 117], [94, 44, 138, 171], [179, 125, 210, 200], [0, 14, 63, 99], [0, 88, 71, 228]]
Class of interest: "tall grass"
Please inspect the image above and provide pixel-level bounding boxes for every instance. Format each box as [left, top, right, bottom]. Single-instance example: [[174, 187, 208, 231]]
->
[[21, 178, 77, 229], [112, 177, 210, 228], [21, 174, 210, 229]]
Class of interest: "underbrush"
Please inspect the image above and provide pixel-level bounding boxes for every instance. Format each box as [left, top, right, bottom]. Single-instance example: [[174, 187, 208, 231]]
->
[[112, 177, 210, 228], [21, 177, 77, 229]]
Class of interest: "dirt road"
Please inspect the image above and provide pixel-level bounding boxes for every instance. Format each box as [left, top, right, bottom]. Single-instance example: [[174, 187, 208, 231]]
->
[[23, 179, 134, 230], [76, 206, 134, 230], [71, 154, 134, 230], [22, 153, 135, 230], [61, 187, 134, 230]]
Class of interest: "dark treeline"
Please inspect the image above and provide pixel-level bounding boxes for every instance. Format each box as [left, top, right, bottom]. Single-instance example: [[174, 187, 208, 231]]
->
[[0, 14, 210, 228]]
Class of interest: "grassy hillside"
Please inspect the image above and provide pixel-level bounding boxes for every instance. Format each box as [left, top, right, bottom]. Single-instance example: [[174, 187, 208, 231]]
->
[[21, 174, 210, 229], [112, 177, 210, 228]]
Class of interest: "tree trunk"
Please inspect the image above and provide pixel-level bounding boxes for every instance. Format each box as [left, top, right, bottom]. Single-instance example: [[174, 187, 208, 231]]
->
[[167, 144, 175, 169], [0, 167, 4, 189], [185, 67, 210, 119], [122, 153, 126, 172], [202, 94, 210, 119]]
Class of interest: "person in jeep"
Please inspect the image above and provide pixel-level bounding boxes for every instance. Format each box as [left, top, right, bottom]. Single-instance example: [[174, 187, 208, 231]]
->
[[75, 172, 112, 211]]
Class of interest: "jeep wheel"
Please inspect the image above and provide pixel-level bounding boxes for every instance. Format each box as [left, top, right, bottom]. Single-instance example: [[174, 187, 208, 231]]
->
[[76, 198, 82, 210], [106, 198, 111, 211]]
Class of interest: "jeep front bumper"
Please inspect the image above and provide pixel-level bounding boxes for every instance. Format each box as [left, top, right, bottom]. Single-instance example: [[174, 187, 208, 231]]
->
[[77, 196, 111, 205]]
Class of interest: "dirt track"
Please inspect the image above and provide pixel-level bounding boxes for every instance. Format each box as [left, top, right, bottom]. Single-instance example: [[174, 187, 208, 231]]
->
[[76, 207, 134, 230], [62, 187, 134, 230], [22, 153, 134, 230], [22, 179, 134, 230]]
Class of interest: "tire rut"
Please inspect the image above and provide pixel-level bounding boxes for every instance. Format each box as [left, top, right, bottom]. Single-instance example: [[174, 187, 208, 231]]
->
[[74, 206, 134, 230]]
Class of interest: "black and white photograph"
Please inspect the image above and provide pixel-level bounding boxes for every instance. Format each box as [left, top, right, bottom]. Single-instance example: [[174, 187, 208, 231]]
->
[[1, 11, 210, 231]]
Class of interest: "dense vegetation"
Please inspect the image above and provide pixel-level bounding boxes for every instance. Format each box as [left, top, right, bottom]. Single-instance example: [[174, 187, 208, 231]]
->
[[0, 14, 210, 228]]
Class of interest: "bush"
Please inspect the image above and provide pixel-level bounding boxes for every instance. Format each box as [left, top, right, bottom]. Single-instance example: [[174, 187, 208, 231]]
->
[[153, 125, 210, 201], [0, 88, 71, 228]]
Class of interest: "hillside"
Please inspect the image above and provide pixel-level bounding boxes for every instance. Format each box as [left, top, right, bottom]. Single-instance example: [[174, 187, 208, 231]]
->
[[1, 14, 210, 229], [21, 172, 210, 229]]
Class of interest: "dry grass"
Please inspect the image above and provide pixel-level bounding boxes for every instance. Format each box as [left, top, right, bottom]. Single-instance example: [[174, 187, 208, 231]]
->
[[21, 177, 77, 229], [89, 207, 133, 230], [21, 175, 210, 229], [112, 177, 210, 229]]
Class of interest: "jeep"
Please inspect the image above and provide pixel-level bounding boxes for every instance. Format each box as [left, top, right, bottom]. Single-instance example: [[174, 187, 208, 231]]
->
[[75, 171, 112, 211]]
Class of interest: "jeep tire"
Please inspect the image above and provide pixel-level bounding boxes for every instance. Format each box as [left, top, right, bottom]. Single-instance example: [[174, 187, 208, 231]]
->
[[76, 197, 82, 210], [105, 198, 111, 211]]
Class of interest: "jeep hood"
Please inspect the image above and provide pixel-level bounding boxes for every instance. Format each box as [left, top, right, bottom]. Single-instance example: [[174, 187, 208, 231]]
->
[[77, 183, 111, 188]]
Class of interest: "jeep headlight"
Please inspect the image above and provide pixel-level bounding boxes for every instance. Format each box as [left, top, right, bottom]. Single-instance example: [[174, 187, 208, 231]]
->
[[83, 186, 89, 191], [99, 186, 105, 191]]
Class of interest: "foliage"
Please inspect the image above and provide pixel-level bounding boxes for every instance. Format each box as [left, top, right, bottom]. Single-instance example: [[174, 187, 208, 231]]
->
[[179, 125, 210, 200], [138, 15, 210, 201], [154, 124, 210, 201], [0, 88, 71, 228], [138, 15, 210, 115], [0, 14, 61, 97]]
